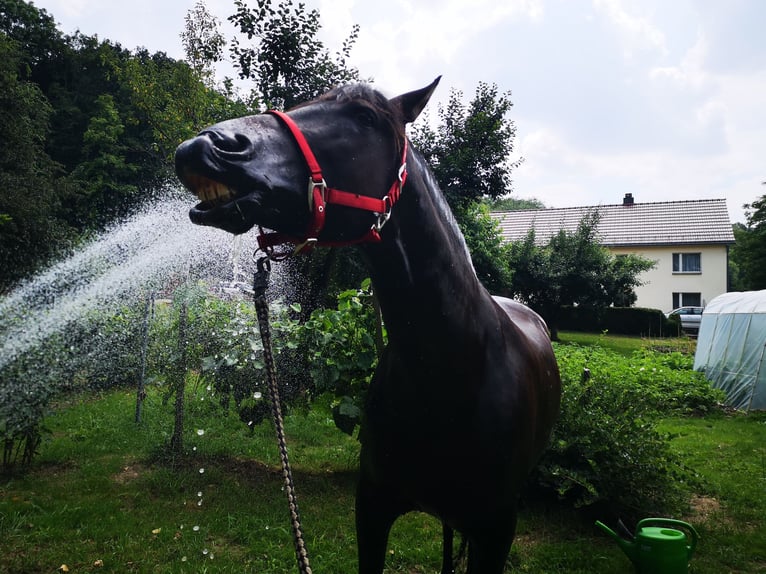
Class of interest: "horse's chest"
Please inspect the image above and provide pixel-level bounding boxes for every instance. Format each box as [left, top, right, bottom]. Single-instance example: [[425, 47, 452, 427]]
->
[[364, 362, 509, 473]]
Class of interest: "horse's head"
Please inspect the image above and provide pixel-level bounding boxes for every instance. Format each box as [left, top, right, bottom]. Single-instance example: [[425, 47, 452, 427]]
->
[[175, 78, 440, 247]]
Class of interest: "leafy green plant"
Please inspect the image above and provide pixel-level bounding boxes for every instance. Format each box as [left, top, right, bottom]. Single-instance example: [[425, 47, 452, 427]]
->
[[534, 343, 723, 516], [157, 278, 381, 437], [297, 278, 382, 434]]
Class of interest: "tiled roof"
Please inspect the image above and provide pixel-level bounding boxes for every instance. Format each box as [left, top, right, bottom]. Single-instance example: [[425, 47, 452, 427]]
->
[[490, 198, 735, 247]]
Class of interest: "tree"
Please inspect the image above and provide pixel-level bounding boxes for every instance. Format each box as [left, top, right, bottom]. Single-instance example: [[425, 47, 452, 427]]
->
[[0, 33, 73, 292], [730, 190, 766, 290], [0, 0, 66, 88], [507, 210, 654, 339], [488, 196, 546, 211], [66, 94, 138, 227], [411, 82, 522, 210], [181, 0, 226, 86], [227, 0, 361, 110], [457, 203, 512, 295]]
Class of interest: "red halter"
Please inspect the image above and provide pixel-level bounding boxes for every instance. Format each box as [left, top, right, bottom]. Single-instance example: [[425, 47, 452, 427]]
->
[[256, 110, 407, 259]]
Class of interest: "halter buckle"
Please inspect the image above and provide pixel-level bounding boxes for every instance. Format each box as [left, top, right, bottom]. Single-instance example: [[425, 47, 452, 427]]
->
[[293, 237, 318, 255], [307, 177, 327, 212], [373, 196, 393, 233]]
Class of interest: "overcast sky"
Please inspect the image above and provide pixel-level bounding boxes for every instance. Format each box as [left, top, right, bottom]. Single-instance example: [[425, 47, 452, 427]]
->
[[32, 0, 766, 223]]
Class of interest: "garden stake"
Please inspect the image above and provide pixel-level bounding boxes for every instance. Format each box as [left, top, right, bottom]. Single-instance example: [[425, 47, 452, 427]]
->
[[252, 255, 313, 574]]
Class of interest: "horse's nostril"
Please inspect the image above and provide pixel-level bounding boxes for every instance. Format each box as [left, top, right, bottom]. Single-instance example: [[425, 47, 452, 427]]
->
[[203, 129, 252, 154]]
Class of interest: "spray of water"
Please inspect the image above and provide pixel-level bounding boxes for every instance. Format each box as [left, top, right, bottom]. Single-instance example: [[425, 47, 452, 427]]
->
[[0, 191, 261, 370]]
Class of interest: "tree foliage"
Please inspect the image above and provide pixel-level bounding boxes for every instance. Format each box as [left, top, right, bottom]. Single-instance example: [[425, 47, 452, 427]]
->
[[228, 0, 361, 110], [0, 32, 72, 290], [507, 210, 655, 339], [412, 82, 521, 210], [730, 191, 766, 290], [455, 202, 513, 295], [488, 196, 546, 211], [118, 48, 249, 165], [181, 0, 226, 85]]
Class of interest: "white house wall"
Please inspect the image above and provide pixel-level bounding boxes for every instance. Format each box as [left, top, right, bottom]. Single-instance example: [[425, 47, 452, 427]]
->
[[609, 244, 729, 312]]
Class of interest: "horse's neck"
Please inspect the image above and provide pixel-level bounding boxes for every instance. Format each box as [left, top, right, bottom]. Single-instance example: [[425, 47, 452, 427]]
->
[[364, 153, 489, 350]]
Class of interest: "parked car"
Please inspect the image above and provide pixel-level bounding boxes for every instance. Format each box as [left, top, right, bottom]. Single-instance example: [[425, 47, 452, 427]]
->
[[665, 306, 704, 333]]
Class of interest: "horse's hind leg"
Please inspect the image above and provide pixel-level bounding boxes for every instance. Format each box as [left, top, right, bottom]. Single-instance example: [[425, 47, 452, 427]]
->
[[465, 513, 518, 574], [441, 523, 454, 574]]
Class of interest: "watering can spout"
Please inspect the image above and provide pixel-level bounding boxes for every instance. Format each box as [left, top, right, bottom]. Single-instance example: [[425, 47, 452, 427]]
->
[[595, 520, 639, 564]]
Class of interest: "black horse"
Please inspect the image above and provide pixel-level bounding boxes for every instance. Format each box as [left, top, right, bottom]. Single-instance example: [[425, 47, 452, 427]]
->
[[175, 78, 561, 573]]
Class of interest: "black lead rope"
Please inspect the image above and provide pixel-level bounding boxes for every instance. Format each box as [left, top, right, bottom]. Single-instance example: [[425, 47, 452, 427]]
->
[[252, 256, 313, 574]]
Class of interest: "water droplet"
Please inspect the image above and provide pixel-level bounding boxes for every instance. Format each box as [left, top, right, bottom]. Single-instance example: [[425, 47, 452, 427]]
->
[[197, 491, 203, 497], [192, 446, 197, 452], [193, 525, 200, 532], [196, 429, 205, 436], [202, 548, 209, 556], [209, 553, 215, 560], [181, 556, 187, 562], [253, 392, 262, 400], [206, 385, 212, 391], [199, 468, 205, 474], [197, 499, 203, 506]]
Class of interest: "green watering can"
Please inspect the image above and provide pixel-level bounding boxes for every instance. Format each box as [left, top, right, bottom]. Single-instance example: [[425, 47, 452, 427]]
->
[[595, 518, 699, 574]]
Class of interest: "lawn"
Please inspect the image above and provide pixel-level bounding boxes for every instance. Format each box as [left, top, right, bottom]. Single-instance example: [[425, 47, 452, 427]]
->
[[2, 336, 765, 573], [557, 330, 698, 357]]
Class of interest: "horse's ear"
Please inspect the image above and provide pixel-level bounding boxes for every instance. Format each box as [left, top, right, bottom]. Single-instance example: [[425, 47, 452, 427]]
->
[[391, 76, 441, 123]]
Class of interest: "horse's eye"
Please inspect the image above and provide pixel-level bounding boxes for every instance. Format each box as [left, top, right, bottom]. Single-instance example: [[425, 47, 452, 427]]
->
[[355, 108, 377, 128]]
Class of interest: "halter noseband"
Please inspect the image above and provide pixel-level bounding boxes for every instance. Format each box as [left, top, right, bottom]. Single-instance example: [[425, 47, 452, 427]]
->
[[256, 109, 407, 259]]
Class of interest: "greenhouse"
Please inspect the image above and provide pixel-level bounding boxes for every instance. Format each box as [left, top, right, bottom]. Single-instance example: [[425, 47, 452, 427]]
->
[[694, 290, 766, 411]]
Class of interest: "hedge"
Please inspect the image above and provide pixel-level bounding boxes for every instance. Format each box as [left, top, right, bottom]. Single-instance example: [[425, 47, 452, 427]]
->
[[558, 306, 678, 336]]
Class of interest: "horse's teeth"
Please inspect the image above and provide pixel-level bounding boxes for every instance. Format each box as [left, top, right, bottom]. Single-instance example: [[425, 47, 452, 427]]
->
[[195, 180, 232, 204]]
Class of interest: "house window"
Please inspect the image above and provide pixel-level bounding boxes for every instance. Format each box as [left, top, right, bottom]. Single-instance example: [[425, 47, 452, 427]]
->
[[672, 252, 701, 273], [672, 292, 702, 309]]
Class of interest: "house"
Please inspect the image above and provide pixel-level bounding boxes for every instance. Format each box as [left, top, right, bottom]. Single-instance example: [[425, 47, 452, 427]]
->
[[490, 193, 736, 312]]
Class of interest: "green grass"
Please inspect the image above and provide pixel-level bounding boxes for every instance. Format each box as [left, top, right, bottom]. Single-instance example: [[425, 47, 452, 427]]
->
[[558, 330, 697, 357], [0, 389, 445, 573], [657, 413, 766, 573], [2, 340, 765, 573]]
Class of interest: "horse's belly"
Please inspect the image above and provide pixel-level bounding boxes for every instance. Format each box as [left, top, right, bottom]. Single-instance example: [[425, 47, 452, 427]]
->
[[361, 404, 523, 519]]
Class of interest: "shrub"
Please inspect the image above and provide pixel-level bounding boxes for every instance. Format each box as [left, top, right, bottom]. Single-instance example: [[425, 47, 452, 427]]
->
[[559, 306, 677, 336], [533, 343, 722, 516], [0, 346, 58, 469], [297, 278, 382, 434]]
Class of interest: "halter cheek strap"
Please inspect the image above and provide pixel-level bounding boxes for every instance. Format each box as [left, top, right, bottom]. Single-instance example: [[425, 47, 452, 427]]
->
[[257, 110, 407, 259]]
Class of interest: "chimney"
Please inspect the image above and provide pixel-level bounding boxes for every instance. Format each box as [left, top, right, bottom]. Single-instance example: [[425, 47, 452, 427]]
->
[[623, 193, 635, 206]]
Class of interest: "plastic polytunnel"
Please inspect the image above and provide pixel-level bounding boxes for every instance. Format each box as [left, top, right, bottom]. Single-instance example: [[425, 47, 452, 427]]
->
[[693, 290, 766, 411]]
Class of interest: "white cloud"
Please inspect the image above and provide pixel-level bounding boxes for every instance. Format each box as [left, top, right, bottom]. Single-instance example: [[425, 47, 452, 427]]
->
[[649, 30, 708, 90], [592, 0, 667, 58]]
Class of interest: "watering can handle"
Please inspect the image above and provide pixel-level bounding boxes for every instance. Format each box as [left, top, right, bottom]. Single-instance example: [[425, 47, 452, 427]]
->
[[636, 518, 699, 556]]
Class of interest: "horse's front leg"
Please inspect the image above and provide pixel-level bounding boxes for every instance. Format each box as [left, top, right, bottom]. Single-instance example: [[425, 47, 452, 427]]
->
[[356, 473, 409, 574], [465, 512, 518, 574]]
